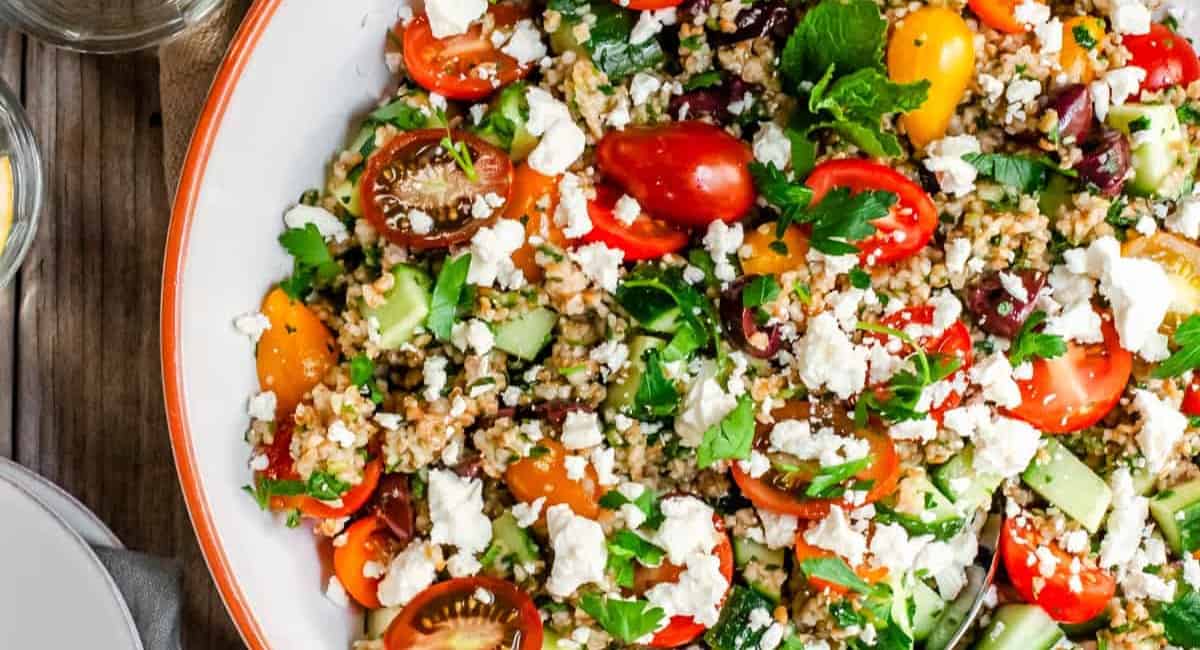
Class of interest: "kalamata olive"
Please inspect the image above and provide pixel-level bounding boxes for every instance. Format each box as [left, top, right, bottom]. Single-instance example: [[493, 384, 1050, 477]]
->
[[1076, 130, 1131, 197], [715, 0, 796, 44], [719, 276, 782, 359], [453, 455, 484, 480], [533, 401, 593, 427], [966, 271, 1047, 338], [669, 88, 728, 122], [1049, 84, 1094, 145], [374, 474, 415, 549]]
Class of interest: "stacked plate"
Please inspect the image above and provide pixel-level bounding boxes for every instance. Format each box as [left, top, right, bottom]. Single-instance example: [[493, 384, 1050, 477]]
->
[[0, 458, 144, 649]]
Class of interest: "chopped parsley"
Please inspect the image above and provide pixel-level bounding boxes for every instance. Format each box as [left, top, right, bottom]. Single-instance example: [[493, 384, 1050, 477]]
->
[[799, 557, 871, 594], [806, 456, 872, 498], [1153, 315, 1200, 379], [856, 323, 962, 423], [742, 275, 781, 308], [1158, 587, 1200, 647], [1071, 24, 1098, 50], [349, 354, 383, 404], [1008, 310, 1068, 367], [427, 253, 472, 341], [962, 152, 1052, 195], [697, 396, 756, 468], [632, 348, 680, 419], [579, 594, 665, 643], [599, 486, 665, 529], [278, 223, 341, 300], [606, 530, 666, 588]]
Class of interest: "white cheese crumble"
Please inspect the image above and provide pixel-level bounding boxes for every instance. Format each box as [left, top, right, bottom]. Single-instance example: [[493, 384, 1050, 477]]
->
[[284, 204, 350, 243], [644, 553, 729, 627], [233, 312, 271, 344], [1168, 194, 1200, 239], [570, 241, 625, 292], [1105, 67, 1148, 108], [590, 446, 619, 486], [1100, 468, 1149, 571], [650, 495, 721, 565], [545, 504, 608, 598], [425, 0, 487, 39], [702, 220, 744, 283], [327, 420, 357, 449], [512, 497, 546, 528], [923, 135, 980, 197], [377, 541, 439, 606], [753, 122, 792, 171], [563, 454, 588, 481], [562, 410, 604, 449], [629, 72, 662, 106], [613, 194, 642, 226], [247, 391, 277, 422], [770, 419, 870, 466], [554, 173, 594, 238], [793, 312, 870, 400], [529, 117, 586, 176], [804, 506, 868, 567], [630, 10, 665, 45], [973, 415, 1041, 478], [674, 360, 738, 447], [759, 509, 800, 549], [451, 319, 495, 355], [422, 355, 448, 402], [1132, 389, 1187, 475], [1109, 0, 1152, 35], [500, 19, 547, 65], [468, 222, 526, 289], [428, 469, 492, 557]]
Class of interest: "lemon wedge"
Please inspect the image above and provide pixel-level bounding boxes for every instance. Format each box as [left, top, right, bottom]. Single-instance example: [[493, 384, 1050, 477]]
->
[[0, 155, 12, 251]]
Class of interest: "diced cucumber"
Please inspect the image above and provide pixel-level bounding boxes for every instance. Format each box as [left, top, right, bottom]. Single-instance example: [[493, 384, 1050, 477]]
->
[[1038, 172, 1075, 219], [1107, 103, 1193, 199], [1060, 611, 1111, 639], [732, 537, 786, 603], [365, 606, 402, 639], [932, 445, 1003, 514], [471, 82, 538, 162], [704, 586, 776, 650], [1130, 465, 1158, 496], [1021, 437, 1111, 532], [365, 264, 432, 350], [494, 307, 558, 361], [541, 629, 564, 649], [974, 604, 1064, 650], [331, 178, 361, 217], [1150, 478, 1200, 556], [925, 566, 984, 650], [888, 573, 915, 639], [481, 511, 540, 569], [911, 579, 946, 642], [604, 336, 665, 412], [876, 473, 965, 541]]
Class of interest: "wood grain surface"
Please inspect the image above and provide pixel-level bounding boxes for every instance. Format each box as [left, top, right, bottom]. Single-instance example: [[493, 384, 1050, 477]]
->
[[0, 30, 243, 649]]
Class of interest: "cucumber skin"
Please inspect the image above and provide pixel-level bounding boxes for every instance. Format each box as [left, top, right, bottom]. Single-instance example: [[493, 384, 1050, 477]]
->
[[603, 336, 665, 413], [1150, 478, 1200, 556], [482, 511, 540, 569], [1020, 437, 1112, 532], [910, 580, 946, 642], [1106, 104, 1191, 199], [974, 605, 1063, 650], [704, 586, 776, 650], [494, 308, 558, 361], [732, 537, 786, 569], [365, 265, 432, 350], [931, 446, 1003, 514]]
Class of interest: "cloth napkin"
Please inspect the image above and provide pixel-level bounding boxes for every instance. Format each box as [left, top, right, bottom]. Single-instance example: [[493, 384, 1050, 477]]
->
[[92, 546, 184, 650], [159, 0, 251, 197]]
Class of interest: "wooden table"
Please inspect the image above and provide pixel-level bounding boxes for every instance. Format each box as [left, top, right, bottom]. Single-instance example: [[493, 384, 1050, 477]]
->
[[0, 29, 242, 649]]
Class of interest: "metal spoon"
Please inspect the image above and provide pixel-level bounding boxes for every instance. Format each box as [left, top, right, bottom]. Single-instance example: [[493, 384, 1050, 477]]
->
[[924, 512, 1003, 650]]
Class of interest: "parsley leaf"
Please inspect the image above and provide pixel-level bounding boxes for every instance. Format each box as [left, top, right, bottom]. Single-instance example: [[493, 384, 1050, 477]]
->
[[306, 471, 350, 501], [549, 0, 664, 81], [243, 476, 306, 510], [579, 594, 665, 643], [800, 557, 871, 594], [780, 0, 887, 87], [1008, 310, 1068, 367], [1154, 315, 1200, 379], [366, 96, 432, 131], [1179, 104, 1200, 125], [1159, 587, 1200, 647], [697, 396, 756, 468], [1071, 24, 1098, 50], [278, 223, 341, 300], [683, 71, 723, 91], [856, 323, 963, 423], [632, 348, 680, 419], [427, 253, 472, 341], [742, 275, 781, 308], [599, 486, 665, 529], [748, 161, 814, 236], [806, 456, 872, 498], [803, 187, 896, 255], [606, 530, 666, 588], [849, 267, 872, 289], [962, 153, 1052, 195], [616, 265, 721, 359], [349, 355, 374, 386]]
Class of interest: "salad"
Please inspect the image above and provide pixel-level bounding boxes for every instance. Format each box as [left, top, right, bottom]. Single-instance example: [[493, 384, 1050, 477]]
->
[[234, 0, 1200, 649]]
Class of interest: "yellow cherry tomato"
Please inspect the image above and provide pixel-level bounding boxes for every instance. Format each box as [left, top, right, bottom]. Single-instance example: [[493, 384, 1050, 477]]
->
[[256, 288, 337, 417], [888, 7, 976, 149], [741, 222, 809, 277], [1123, 232, 1200, 326], [1060, 16, 1106, 84]]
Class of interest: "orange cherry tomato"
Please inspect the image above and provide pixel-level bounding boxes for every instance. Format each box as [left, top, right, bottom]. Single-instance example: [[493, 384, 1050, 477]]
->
[[400, 5, 534, 101], [272, 460, 384, 520], [1124, 23, 1200, 96], [256, 288, 337, 418], [1060, 17, 1106, 84], [805, 160, 938, 266], [1004, 310, 1132, 434], [583, 184, 690, 261], [503, 164, 565, 283], [741, 222, 810, 277], [888, 6, 976, 148], [636, 516, 735, 648], [1123, 232, 1200, 328], [967, 0, 1037, 34], [333, 516, 397, 609], [1001, 517, 1115, 624], [384, 576, 543, 650], [730, 402, 901, 519], [505, 439, 602, 519], [871, 306, 974, 420], [793, 528, 889, 595]]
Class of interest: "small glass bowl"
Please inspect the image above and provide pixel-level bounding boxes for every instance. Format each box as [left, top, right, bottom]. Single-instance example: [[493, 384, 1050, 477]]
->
[[0, 0, 224, 54], [0, 79, 44, 289]]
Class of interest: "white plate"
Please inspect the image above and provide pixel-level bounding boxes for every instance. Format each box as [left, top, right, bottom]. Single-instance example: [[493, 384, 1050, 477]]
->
[[0, 457, 122, 548], [0, 476, 143, 649]]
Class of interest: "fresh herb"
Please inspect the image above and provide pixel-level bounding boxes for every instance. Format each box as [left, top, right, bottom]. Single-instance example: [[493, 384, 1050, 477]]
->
[[607, 530, 666, 588], [470, 82, 530, 154], [427, 253, 473, 341], [616, 265, 720, 360], [807, 66, 930, 158], [306, 471, 350, 501], [1128, 115, 1152, 132], [794, 283, 813, 305], [285, 509, 302, 528], [679, 35, 704, 50], [579, 594, 665, 643], [687, 249, 717, 286], [349, 354, 383, 404], [1179, 104, 1200, 125], [849, 267, 872, 289], [632, 348, 680, 419], [780, 0, 888, 87], [800, 557, 871, 594], [1153, 315, 1200, 379], [963, 152, 1052, 195], [856, 323, 963, 422], [830, 600, 866, 628], [683, 71, 723, 91], [749, 162, 815, 236], [1071, 24, 1098, 50], [697, 396, 756, 468], [243, 476, 306, 510], [548, 0, 664, 80], [742, 275, 781, 308], [278, 223, 341, 300], [788, 126, 818, 179], [806, 456, 872, 498], [441, 132, 478, 182], [599, 486, 665, 529], [559, 363, 588, 377], [1158, 587, 1200, 647], [1008, 310, 1068, 367], [1105, 197, 1135, 229]]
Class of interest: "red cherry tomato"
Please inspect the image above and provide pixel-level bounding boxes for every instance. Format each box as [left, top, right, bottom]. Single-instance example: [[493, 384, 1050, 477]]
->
[[870, 306, 974, 420], [333, 516, 398, 609], [1001, 517, 1115, 624], [270, 460, 384, 520], [1124, 23, 1200, 96], [730, 402, 901, 519], [804, 159, 938, 266], [360, 129, 513, 250], [619, 0, 685, 8], [634, 516, 735, 648], [583, 184, 690, 261], [1004, 310, 1132, 434], [384, 576, 543, 650], [1183, 378, 1200, 417], [596, 121, 755, 228], [400, 5, 534, 101], [794, 528, 889, 595]]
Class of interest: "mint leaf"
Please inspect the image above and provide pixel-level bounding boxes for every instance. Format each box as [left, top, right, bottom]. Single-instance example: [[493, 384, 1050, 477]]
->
[[806, 456, 872, 498], [808, 68, 929, 158], [579, 594, 665, 643], [427, 253, 472, 341], [1154, 315, 1200, 379], [697, 396, 756, 468], [963, 153, 1051, 195], [1159, 587, 1200, 647], [599, 487, 665, 529], [800, 556, 871, 594], [550, 0, 664, 81], [1008, 310, 1068, 367], [607, 530, 666, 588], [780, 0, 888, 87], [633, 348, 680, 419], [278, 223, 341, 300], [742, 275, 781, 308]]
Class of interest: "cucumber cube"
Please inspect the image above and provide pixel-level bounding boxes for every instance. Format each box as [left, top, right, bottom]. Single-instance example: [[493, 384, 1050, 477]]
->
[[494, 307, 558, 361], [364, 264, 431, 350], [1021, 437, 1111, 532], [1150, 478, 1200, 556]]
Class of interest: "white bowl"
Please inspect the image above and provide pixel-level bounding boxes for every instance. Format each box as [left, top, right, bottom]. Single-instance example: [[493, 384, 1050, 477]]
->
[[162, 1, 407, 648]]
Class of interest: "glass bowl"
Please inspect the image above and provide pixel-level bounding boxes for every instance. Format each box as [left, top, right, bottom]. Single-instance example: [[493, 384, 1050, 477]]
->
[[0, 0, 224, 54], [0, 79, 43, 289]]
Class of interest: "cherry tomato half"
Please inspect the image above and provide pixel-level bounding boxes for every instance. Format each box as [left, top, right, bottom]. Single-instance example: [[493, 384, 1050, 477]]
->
[[871, 306, 974, 420], [333, 516, 398, 609], [502, 163, 565, 283], [596, 121, 756, 228], [805, 160, 937, 266], [400, 5, 534, 101], [731, 402, 901, 519], [384, 576, 543, 650], [271, 460, 384, 520], [505, 439, 602, 519], [360, 129, 513, 250], [1004, 310, 1132, 434], [967, 0, 1037, 34], [584, 184, 689, 261], [1124, 23, 1200, 96], [741, 222, 810, 277], [794, 527, 889, 595], [256, 288, 337, 418], [1001, 517, 1115, 624], [635, 516, 735, 648], [1124, 232, 1200, 328]]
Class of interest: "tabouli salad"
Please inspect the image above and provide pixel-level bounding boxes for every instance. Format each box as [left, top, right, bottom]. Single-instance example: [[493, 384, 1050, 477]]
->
[[235, 0, 1200, 648]]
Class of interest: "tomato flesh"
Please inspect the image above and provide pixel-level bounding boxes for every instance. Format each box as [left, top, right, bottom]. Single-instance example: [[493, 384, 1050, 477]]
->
[[805, 159, 937, 266], [256, 288, 337, 418], [967, 0, 1031, 34], [1123, 232, 1200, 327], [385, 576, 543, 650], [872, 306, 974, 420], [505, 439, 602, 519], [741, 222, 810, 277], [1184, 378, 1200, 417], [360, 129, 513, 249], [794, 528, 888, 595], [1005, 312, 1131, 434], [401, 6, 533, 101], [1124, 24, 1200, 96], [584, 184, 689, 261], [636, 516, 734, 648], [503, 164, 564, 283], [596, 121, 755, 228], [731, 402, 900, 519], [333, 516, 397, 609], [1001, 518, 1115, 624]]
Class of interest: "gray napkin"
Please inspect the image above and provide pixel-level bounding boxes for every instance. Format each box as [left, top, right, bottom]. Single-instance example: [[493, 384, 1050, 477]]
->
[[91, 546, 184, 650]]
